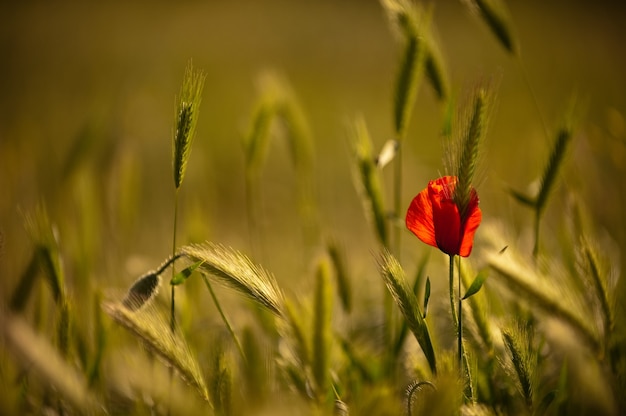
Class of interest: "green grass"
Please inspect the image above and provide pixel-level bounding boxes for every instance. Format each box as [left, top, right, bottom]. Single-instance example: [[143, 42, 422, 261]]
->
[[1, 1, 626, 415]]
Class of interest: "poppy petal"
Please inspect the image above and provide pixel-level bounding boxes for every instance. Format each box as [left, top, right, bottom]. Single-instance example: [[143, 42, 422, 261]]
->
[[431, 186, 462, 256], [458, 190, 482, 257], [406, 187, 437, 249]]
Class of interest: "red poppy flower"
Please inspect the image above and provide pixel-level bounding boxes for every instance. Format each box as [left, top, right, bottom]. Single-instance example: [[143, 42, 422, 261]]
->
[[406, 176, 482, 257]]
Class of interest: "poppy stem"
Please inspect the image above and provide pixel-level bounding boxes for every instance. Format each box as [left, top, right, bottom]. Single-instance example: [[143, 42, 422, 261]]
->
[[457, 256, 463, 373], [449, 254, 463, 375], [448, 253, 458, 342]]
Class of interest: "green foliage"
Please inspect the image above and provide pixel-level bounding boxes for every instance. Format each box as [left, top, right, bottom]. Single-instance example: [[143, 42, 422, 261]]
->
[[2, 3, 625, 415], [463, 269, 489, 300], [170, 260, 204, 286]]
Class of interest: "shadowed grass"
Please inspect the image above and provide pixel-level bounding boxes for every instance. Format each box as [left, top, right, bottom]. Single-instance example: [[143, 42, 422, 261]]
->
[[1, 313, 96, 413], [487, 251, 600, 353]]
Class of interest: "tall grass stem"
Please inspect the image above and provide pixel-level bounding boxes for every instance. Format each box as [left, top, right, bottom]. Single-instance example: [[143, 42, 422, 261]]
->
[[201, 274, 246, 362]]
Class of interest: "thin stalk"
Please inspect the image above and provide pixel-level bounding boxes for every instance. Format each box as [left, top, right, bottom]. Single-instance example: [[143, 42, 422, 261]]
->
[[517, 58, 550, 145], [171, 191, 179, 334], [448, 254, 458, 339], [533, 209, 540, 259], [169, 190, 180, 416], [201, 274, 246, 362], [393, 141, 403, 258], [244, 171, 261, 259], [457, 257, 463, 372], [390, 143, 402, 375]]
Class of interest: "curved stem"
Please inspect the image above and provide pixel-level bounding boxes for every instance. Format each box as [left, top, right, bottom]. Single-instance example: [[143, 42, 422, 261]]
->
[[201, 274, 246, 362]]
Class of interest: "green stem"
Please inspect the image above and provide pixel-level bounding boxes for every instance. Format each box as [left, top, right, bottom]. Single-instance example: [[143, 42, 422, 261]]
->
[[457, 256, 463, 373], [245, 170, 262, 260], [201, 274, 246, 362], [516, 57, 550, 145], [448, 254, 458, 339], [171, 190, 179, 334], [533, 209, 540, 259], [393, 141, 403, 258]]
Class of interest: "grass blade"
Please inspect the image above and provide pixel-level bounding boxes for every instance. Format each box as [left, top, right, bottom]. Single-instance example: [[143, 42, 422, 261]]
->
[[487, 251, 600, 353], [1, 313, 96, 412]]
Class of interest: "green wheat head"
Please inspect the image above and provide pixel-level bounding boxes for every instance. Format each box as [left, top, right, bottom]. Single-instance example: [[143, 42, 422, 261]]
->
[[450, 86, 491, 218], [382, 0, 427, 138], [349, 117, 388, 247], [173, 61, 206, 190], [464, 0, 518, 55], [501, 321, 538, 410], [379, 250, 437, 374]]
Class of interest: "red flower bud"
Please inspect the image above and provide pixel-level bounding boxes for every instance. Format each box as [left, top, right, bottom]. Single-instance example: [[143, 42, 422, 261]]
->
[[406, 176, 482, 257]]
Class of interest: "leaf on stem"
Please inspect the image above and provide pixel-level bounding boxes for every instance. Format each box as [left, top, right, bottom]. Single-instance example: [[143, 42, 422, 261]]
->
[[171, 260, 204, 286], [462, 269, 489, 300]]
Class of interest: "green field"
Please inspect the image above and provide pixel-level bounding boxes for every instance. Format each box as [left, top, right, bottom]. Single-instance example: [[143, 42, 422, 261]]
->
[[2, 1, 625, 414]]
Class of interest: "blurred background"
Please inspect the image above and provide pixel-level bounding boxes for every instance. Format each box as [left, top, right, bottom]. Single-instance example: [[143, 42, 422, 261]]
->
[[1, 0, 625, 324]]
